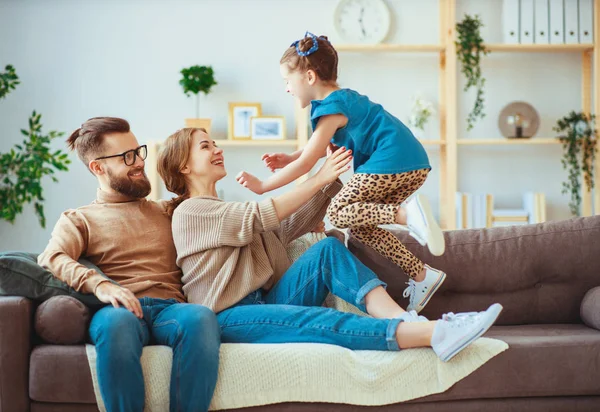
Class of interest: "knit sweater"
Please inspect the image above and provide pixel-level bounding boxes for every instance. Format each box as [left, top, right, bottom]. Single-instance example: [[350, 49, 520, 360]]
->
[[38, 188, 185, 302], [173, 181, 343, 313]]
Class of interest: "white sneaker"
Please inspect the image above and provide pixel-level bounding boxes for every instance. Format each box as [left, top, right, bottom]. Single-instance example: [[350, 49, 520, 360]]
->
[[431, 303, 503, 362], [404, 194, 445, 256], [397, 310, 429, 322], [403, 265, 446, 313]]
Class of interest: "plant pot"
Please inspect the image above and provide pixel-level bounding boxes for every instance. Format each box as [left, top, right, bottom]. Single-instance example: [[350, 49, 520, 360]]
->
[[185, 118, 212, 134]]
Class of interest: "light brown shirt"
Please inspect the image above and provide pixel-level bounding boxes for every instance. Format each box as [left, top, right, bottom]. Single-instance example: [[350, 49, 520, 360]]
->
[[173, 181, 342, 313], [38, 189, 185, 302]]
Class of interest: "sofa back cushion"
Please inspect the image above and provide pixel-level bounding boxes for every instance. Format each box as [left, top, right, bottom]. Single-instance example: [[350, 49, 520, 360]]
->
[[0, 251, 109, 308], [348, 216, 600, 325]]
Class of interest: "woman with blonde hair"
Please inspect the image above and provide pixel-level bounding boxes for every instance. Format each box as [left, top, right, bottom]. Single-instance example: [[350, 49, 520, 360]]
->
[[157, 127, 502, 362]]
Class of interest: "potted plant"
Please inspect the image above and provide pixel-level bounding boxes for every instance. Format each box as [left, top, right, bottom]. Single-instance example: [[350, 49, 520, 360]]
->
[[407, 94, 436, 139], [456, 14, 489, 131], [553, 111, 598, 216], [0, 65, 70, 228], [179, 65, 217, 133]]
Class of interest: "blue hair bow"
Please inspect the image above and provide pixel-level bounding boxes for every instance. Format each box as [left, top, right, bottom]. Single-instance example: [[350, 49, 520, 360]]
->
[[290, 31, 328, 56]]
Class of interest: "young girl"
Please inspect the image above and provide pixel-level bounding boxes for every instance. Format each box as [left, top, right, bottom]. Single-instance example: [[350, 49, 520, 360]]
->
[[236, 32, 446, 314]]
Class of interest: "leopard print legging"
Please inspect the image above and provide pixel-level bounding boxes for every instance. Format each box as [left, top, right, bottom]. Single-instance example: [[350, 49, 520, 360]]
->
[[327, 169, 430, 279]]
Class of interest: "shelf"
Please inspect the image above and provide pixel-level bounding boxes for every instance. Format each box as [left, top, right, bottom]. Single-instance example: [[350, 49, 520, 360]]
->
[[457, 138, 561, 145], [336, 44, 444, 53], [485, 43, 594, 52], [215, 139, 299, 147], [335, 43, 593, 53], [420, 140, 446, 145]]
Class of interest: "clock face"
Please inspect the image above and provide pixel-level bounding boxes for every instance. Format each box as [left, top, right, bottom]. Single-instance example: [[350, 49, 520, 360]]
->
[[334, 0, 391, 44]]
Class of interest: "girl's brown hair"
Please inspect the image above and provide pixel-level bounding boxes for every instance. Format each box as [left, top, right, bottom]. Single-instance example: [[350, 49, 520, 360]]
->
[[157, 128, 205, 216], [280, 34, 338, 83]]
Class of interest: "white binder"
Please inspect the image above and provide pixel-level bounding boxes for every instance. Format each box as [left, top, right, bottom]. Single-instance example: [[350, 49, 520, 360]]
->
[[521, 0, 535, 43], [564, 0, 579, 43], [534, 0, 550, 43], [503, 0, 520, 44], [549, 0, 565, 44], [579, 0, 594, 44]]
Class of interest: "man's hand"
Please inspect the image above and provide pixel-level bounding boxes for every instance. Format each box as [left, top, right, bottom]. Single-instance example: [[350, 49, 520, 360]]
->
[[236, 171, 266, 194], [95, 282, 143, 318]]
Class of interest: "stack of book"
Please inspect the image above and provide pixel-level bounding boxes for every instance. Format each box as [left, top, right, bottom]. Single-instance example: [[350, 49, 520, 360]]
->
[[456, 192, 546, 229]]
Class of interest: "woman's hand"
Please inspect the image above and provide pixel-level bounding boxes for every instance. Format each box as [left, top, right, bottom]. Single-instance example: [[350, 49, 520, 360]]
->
[[236, 171, 266, 194], [314, 146, 352, 187], [312, 221, 326, 233], [261, 152, 294, 172]]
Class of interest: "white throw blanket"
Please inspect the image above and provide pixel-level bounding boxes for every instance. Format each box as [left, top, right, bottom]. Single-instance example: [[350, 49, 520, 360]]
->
[[86, 233, 509, 410], [86, 309, 508, 411]]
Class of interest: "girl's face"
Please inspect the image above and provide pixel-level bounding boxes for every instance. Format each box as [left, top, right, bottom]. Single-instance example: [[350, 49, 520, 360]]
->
[[182, 129, 227, 184], [280, 64, 315, 109]]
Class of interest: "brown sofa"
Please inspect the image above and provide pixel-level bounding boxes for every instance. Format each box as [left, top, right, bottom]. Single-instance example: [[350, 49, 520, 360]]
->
[[1, 216, 600, 411]]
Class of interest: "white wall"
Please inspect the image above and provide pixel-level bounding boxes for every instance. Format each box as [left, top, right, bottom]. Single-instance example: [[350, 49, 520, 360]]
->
[[0, 0, 583, 252]]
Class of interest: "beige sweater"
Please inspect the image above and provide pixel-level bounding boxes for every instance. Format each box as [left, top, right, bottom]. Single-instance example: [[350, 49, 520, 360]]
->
[[38, 189, 185, 302], [173, 181, 342, 313]]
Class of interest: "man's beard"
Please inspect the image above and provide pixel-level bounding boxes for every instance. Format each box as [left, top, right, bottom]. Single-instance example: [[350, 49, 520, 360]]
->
[[106, 167, 151, 199]]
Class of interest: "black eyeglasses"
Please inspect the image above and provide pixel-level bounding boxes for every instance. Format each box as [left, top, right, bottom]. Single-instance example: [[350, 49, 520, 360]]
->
[[94, 145, 148, 166]]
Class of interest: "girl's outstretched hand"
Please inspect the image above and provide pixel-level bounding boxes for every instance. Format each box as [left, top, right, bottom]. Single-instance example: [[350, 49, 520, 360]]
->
[[261, 152, 294, 172], [236, 171, 266, 194], [315, 146, 352, 187]]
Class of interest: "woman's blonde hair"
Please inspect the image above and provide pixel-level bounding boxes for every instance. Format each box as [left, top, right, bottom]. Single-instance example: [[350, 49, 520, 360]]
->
[[157, 128, 205, 216]]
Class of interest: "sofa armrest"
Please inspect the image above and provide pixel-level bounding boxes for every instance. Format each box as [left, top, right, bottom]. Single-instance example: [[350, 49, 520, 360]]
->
[[0, 296, 32, 412], [581, 286, 600, 330]]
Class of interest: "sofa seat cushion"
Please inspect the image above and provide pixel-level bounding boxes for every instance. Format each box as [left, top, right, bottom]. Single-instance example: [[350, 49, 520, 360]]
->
[[28, 325, 600, 406], [419, 324, 600, 402], [29, 345, 96, 404]]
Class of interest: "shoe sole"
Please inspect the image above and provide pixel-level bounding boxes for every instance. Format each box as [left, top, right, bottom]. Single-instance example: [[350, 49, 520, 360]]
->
[[410, 270, 447, 314], [439, 303, 503, 362], [411, 194, 445, 256]]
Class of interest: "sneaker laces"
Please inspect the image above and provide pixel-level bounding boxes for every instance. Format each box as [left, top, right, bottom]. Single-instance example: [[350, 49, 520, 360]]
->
[[402, 280, 416, 307], [441, 311, 480, 328]]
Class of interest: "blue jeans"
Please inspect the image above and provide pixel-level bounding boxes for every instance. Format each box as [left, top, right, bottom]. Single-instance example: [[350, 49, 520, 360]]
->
[[217, 237, 402, 351], [89, 298, 220, 412]]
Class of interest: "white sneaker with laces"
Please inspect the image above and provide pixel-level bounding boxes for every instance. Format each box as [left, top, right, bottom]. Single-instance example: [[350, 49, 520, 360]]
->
[[431, 303, 503, 362], [403, 194, 445, 256], [403, 265, 446, 313]]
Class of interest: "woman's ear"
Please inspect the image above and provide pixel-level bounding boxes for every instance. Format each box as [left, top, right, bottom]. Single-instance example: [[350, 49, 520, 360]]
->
[[180, 164, 191, 175]]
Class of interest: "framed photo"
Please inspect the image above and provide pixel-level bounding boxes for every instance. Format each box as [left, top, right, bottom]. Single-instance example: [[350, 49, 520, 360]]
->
[[228, 102, 262, 140], [250, 116, 286, 141]]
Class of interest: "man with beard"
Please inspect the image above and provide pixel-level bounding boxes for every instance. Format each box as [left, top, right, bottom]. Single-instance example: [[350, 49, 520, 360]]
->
[[38, 117, 220, 412]]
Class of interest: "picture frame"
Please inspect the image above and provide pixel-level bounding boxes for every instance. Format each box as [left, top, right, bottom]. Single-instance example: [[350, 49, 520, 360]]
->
[[250, 116, 286, 141], [228, 102, 262, 140]]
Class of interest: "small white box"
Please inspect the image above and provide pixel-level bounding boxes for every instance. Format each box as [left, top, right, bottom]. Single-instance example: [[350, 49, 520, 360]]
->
[[564, 0, 579, 43], [503, 0, 521, 43], [549, 0, 565, 44], [534, 0, 550, 43], [521, 0, 535, 43], [579, 0, 594, 43]]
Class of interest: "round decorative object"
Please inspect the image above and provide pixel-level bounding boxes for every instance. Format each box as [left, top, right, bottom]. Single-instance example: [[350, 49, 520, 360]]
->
[[498, 101, 540, 139], [334, 0, 392, 44]]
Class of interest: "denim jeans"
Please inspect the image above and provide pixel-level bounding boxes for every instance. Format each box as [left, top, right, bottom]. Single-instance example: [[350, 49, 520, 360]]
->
[[217, 237, 402, 351], [88, 298, 220, 412]]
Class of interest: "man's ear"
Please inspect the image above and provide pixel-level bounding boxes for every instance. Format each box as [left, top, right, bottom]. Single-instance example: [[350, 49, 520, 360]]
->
[[306, 69, 318, 85], [88, 159, 105, 176]]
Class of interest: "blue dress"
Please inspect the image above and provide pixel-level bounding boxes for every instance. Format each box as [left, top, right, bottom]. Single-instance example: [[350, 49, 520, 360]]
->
[[310, 88, 431, 174]]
